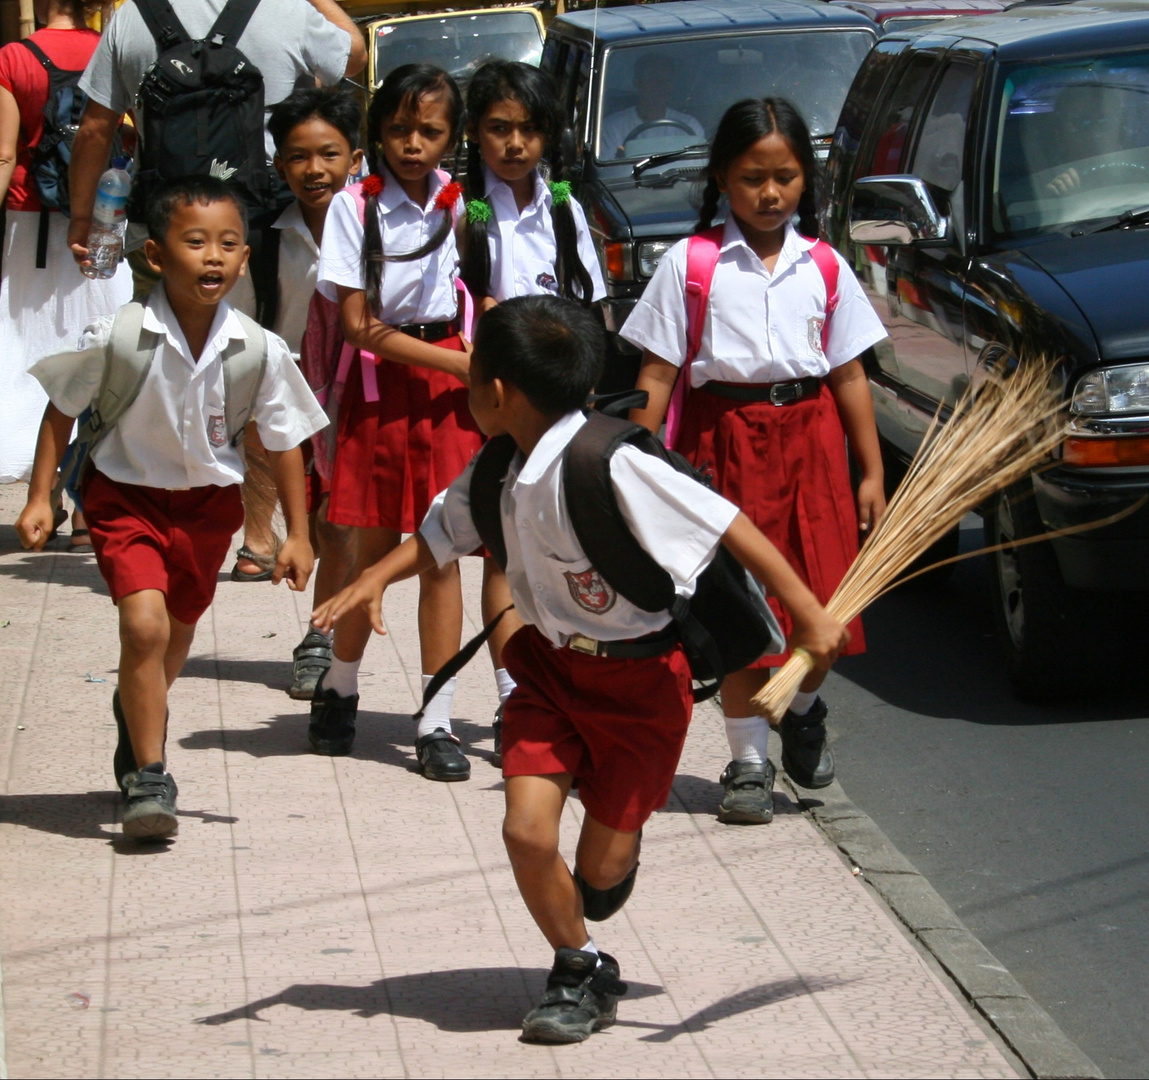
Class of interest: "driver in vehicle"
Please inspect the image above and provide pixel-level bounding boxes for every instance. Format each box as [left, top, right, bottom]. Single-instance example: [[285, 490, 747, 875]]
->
[[600, 52, 705, 158]]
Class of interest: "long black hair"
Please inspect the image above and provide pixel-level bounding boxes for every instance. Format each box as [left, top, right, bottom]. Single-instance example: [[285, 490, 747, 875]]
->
[[460, 60, 594, 305], [696, 97, 819, 239], [362, 64, 464, 314]]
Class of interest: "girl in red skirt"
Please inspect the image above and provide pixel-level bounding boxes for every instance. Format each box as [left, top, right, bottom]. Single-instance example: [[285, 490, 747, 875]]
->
[[622, 97, 888, 824], [312, 64, 489, 781]]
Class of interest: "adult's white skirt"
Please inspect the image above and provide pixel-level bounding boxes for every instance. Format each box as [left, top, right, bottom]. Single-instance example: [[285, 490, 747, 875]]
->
[[0, 208, 131, 484]]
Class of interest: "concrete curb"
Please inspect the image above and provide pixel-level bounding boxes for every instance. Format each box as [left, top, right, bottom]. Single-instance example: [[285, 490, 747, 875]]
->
[[787, 776, 1103, 1080]]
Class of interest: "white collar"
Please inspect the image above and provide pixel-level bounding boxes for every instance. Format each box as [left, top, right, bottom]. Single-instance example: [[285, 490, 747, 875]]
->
[[377, 162, 447, 216], [142, 283, 246, 367], [513, 409, 586, 486], [721, 217, 815, 276], [273, 200, 318, 252], [484, 164, 549, 218]]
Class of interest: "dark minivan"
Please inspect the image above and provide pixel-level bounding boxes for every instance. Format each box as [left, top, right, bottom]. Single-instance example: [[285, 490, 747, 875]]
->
[[540, 0, 878, 386], [823, 5, 1149, 697]]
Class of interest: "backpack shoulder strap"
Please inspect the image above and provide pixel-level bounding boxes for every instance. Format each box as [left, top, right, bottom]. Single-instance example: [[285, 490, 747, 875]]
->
[[222, 309, 269, 447], [684, 224, 723, 364], [469, 435, 517, 570], [563, 412, 677, 614], [207, 0, 262, 47], [134, 0, 190, 51], [347, 182, 368, 224], [19, 38, 53, 71], [94, 302, 161, 434], [807, 239, 841, 352]]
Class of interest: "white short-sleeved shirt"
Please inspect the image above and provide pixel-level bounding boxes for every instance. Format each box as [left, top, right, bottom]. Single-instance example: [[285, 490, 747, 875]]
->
[[599, 107, 705, 160], [79, 0, 351, 163], [230, 200, 319, 356], [420, 410, 740, 647], [484, 166, 606, 303], [620, 218, 888, 386], [317, 168, 461, 325], [30, 286, 328, 490]]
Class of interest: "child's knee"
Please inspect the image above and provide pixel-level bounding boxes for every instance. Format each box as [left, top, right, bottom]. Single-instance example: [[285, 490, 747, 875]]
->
[[315, 514, 354, 552], [118, 601, 170, 656], [502, 811, 559, 866]]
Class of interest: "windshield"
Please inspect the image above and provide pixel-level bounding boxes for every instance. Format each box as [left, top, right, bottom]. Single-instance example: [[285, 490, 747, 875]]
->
[[595, 31, 874, 162], [992, 51, 1149, 239], [373, 12, 543, 88]]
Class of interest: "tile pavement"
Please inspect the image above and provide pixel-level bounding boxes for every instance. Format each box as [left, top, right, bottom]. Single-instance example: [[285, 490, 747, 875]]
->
[[0, 485, 1022, 1078]]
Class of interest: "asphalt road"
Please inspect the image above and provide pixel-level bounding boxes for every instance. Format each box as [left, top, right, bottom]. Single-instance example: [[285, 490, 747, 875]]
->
[[818, 519, 1149, 1080]]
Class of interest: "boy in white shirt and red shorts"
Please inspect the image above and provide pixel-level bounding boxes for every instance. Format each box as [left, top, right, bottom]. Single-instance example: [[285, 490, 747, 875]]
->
[[17, 176, 328, 843], [312, 294, 849, 1044]]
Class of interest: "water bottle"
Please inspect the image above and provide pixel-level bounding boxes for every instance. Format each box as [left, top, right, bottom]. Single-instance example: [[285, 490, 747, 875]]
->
[[82, 157, 132, 280]]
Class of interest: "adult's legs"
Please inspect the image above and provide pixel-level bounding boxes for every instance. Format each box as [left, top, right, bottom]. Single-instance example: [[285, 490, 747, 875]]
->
[[235, 424, 281, 577]]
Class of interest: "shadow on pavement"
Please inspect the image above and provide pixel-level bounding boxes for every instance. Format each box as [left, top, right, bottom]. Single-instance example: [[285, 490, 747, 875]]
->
[[180, 656, 293, 691], [195, 968, 664, 1032], [0, 791, 117, 839], [0, 547, 107, 594], [665, 773, 801, 817]]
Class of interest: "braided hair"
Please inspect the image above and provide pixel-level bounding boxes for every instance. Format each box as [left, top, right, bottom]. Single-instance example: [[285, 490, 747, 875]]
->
[[696, 97, 819, 239], [461, 60, 595, 305], [361, 64, 464, 314]]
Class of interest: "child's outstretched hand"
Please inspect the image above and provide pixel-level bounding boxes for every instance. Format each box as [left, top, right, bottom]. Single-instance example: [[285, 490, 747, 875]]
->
[[273, 536, 314, 592], [311, 566, 387, 636], [788, 606, 850, 690], [15, 498, 57, 552]]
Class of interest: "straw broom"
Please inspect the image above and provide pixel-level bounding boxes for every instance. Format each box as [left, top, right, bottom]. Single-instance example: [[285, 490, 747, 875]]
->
[[753, 358, 1071, 723]]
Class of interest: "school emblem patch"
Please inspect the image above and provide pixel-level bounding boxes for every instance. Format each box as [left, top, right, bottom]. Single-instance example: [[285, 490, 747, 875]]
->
[[207, 413, 227, 448], [564, 568, 616, 614], [807, 315, 825, 356], [535, 271, 559, 294]]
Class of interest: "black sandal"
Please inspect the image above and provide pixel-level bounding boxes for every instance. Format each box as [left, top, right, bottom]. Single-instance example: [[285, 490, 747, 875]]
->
[[229, 544, 277, 582]]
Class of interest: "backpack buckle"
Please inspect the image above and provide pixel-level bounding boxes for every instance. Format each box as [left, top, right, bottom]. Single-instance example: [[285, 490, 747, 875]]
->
[[89, 407, 104, 432]]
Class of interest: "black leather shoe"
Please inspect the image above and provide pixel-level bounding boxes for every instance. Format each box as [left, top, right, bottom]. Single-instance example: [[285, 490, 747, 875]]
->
[[521, 949, 627, 1044], [717, 759, 775, 824], [308, 673, 358, 756], [415, 728, 471, 781], [778, 698, 835, 788], [491, 703, 503, 768]]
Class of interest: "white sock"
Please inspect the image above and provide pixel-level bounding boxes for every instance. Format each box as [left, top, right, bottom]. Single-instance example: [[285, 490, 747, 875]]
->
[[325, 656, 360, 698], [724, 714, 769, 764], [579, 938, 602, 966], [417, 675, 457, 740], [494, 667, 516, 707], [788, 690, 819, 716]]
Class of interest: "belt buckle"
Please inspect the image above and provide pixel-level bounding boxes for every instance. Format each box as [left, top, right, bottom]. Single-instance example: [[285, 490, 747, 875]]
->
[[770, 382, 800, 406], [568, 633, 600, 656]]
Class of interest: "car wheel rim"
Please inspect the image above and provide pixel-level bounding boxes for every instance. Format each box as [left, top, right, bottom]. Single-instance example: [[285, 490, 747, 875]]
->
[[994, 494, 1025, 649]]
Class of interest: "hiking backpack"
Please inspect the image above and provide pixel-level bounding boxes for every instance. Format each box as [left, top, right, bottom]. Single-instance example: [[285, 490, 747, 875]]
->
[[468, 410, 784, 702], [130, 0, 277, 218], [56, 301, 268, 504]]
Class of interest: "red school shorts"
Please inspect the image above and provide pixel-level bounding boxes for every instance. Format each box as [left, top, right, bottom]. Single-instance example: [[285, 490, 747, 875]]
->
[[500, 625, 694, 833], [82, 470, 245, 625]]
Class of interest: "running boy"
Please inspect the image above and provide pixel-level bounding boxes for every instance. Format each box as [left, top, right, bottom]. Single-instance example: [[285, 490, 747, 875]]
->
[[312, 295, 848, 1043], [16, 176, 327, 842]]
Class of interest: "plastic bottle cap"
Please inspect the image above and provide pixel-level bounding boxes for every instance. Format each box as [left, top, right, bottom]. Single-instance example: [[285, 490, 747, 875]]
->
[[112, 157, 131, 170]]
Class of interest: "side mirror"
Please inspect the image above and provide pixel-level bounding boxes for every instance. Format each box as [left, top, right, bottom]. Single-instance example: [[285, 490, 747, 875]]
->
[[849, 175, 948, 246]]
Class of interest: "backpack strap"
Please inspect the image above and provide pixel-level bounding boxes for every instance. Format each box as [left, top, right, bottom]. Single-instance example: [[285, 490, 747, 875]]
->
[[221, 309, 269, 447], [19, 38, 54, 73], [666, 225, 722, 449], [468, 434, 517, 571], [206, 0, 262, 48], [134, 0, 190, 52], [807, 239, 840, 354]]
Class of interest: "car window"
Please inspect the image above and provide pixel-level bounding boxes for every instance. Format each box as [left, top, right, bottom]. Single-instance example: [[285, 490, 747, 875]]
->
[[594, 30, 874, 162], [910, 61, 976, 194], [859, 52, 937, 176], [992, 50, 1149, 238]]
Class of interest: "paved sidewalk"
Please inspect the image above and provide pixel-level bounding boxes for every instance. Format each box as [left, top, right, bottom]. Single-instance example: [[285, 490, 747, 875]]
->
[[0, 486, 1021, 1079]]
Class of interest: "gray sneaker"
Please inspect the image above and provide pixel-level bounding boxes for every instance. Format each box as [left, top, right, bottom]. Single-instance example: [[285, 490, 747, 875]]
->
[[521, 949, 627, 1044], [289, 630, 333, 700], [121, 763, 178, 840], [717, 759, 775, 824]]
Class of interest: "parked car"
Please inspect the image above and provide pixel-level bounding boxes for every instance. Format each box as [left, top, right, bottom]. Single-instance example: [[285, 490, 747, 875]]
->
[[540, 0, 879, 388], [828, 0, 1007, 32], [823, 5, 1149, 697]]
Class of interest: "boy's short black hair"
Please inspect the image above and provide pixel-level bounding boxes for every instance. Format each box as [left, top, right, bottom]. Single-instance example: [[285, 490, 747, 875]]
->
[[145, 176, 248, 243], [473, 295, 604, 415], [268, 86, 362, 154]]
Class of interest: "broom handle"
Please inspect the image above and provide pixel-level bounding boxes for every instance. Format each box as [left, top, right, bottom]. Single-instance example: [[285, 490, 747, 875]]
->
[[754, 647, 815, 724]]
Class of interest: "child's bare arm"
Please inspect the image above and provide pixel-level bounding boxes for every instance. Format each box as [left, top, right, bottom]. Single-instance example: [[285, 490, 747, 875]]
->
[[15, 403, 76, 551], [336, 286, 471, 383], [311, 531, 440, 635], [720, 512, 849, 676], [827, 358, 885, 534], [266, 445, 314, 591], [629, 351, 679, 433]]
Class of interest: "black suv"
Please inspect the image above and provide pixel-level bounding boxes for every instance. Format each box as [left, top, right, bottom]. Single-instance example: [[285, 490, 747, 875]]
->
[[823, 6, 1149, 697], [540, 0, 878, 387]]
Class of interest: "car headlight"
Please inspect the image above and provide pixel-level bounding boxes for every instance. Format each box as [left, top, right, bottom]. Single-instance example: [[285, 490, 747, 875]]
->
[[1072, 364, 1149, 415], [637, 240, 674, 279]]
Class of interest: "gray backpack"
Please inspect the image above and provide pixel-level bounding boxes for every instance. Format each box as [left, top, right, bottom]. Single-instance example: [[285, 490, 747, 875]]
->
[[56, 301, 267, 502]]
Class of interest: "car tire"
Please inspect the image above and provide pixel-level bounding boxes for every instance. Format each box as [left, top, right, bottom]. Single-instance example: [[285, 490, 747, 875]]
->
[[985, 480, 1094, 701]]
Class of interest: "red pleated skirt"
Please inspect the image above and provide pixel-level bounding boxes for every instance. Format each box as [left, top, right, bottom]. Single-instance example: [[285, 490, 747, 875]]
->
[[326, 335, 481, 532], [676, 383, 865, 666]]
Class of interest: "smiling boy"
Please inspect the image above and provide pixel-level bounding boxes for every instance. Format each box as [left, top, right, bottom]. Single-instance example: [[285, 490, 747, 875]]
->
[[16, 176, 327, 842]]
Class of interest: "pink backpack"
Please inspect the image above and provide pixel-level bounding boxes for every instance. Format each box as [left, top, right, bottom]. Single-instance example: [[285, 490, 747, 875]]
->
[[663, 226, 841, 449]]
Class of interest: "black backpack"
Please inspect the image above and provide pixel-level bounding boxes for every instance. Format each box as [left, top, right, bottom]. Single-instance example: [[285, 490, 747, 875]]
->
[[131, 0, 277, 218], [468, 411, 784, 702], [19, 38, 86, 267]]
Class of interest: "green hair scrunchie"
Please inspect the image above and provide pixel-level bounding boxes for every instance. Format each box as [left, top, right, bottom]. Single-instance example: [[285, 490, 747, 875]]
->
[[466, 198, 493, 225], [548, 180, 573, 207]]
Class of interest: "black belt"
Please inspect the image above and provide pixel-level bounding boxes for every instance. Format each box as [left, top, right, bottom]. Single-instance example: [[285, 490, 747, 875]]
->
[[397, 320, 459, 342], [703, 377, 823, 405], [565, 627, 678, 659]]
